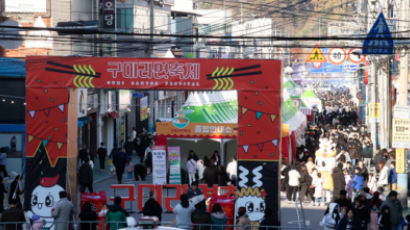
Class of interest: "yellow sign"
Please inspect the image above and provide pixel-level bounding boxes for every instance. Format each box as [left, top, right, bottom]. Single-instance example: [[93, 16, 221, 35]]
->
[[368, 103, 380, 119], [156, 122, 237, 138], [306, 44, 327, 62], [396, 148, 406, 173]]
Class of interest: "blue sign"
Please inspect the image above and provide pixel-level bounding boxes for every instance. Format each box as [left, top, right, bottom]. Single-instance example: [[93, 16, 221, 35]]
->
[[132, 93, 145, 98], [363, 13, 394, 55]]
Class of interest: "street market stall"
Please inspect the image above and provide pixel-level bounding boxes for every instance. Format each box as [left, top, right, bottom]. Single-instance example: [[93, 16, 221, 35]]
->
[[301, 89, 323, 112], [155, 91, 238, 168]]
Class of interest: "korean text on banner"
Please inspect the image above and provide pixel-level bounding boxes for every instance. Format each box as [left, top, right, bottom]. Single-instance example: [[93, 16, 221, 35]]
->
[[167, 146, 181, 184], [392, 106, 410, 148], [152, 146, 167, 185]]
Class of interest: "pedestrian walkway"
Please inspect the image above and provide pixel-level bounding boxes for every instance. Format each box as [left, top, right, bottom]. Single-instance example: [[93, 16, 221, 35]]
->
[[92, 153, 142, 183]]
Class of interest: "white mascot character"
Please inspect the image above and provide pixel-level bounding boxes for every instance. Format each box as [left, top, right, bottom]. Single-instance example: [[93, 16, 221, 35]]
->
[[27, 175, 64, 229], [315, 139, 336, 201], [235, 187, 266, 222]]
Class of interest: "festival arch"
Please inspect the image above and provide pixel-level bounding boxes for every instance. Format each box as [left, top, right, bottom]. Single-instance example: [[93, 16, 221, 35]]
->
[[25, 57, 282, 224]]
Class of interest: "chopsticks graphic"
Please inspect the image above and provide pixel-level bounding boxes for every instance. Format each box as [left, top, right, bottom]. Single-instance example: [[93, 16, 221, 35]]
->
[[45, 61, 101, 78], [206, 64, 262, 79]]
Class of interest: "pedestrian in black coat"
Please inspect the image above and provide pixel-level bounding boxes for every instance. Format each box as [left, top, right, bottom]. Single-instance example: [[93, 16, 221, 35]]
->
[[113, 147, 128, 184], [78, 158, 93, 192], [8, 174, 23, 209], [97, 142, 107, 170], [79, 202, 98, 230], [203, 165, 218, 187], [332, 163, 346, 201], [143, 191, 162, 221]]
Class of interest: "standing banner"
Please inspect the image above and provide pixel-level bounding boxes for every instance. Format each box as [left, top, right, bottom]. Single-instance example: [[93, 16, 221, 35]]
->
[[167, 146, 182, 184], [152, 146, 167, 185]]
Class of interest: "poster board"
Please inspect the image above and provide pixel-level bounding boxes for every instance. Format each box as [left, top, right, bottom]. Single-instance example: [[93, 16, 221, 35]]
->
[[152, 146, 167, 185], [167, 146, 181, 184]]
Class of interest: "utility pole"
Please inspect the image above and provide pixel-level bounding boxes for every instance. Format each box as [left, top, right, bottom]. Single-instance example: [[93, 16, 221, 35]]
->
[[148, 0, 155, 132], [149, 0, 154, 57], [396, 0, 409, 208]]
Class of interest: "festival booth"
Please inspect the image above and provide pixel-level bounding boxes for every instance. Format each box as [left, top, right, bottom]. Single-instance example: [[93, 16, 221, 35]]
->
[[301, 89, 322, 112], [155, 91, 238, 168], [281, 98, 307, 162]]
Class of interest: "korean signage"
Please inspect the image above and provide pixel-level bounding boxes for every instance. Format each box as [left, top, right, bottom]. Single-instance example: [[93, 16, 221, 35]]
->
[[368, 102, 380, 121], [156, 122, 237, 138], [392, 106, 410, 148], [140, 96, 148, 121], [395, 148, 406, 173], [5, 0, 47, 12], [152, 146, 167, 185], [102, 0, 115, 29], [167, 146, 181, 184]]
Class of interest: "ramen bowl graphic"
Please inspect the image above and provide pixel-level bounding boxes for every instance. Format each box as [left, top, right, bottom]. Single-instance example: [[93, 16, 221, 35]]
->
[[172, 117, 190, 129]]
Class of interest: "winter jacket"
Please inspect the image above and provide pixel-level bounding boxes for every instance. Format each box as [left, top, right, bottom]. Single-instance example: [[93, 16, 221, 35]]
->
[[142, 198, 162, 221], [52, 198, 74, 230], [336, 217, 357, 230], [378, 166, 390, 186], [352, 174, 364, 191], [203, 166, 218, 187], [210, 212, 227, 230], [378, 213, 392, 230], [288, 169, 301, 187], [173, 203, 195, 229], [321, 203, 341, 230], [381, 197, 403, 227], [105, 205, 127, 230], [79, 207, 98, 230], [78, 162, 93, 185], [299, 172, 312, 186], [191, 208, 211, 230], [388, 168, 397, 184], [362, 145, 373, 158], [112, 151, 127, 170], [332, 167, 346, 199], [187, 158, 197, 174]]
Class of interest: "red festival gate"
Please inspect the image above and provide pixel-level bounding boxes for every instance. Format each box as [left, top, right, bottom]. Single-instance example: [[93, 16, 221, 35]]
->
[[24, 57, 281, 224]]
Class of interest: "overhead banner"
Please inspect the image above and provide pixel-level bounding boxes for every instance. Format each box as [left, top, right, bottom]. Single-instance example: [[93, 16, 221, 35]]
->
[[392, 106, 410, 148], [156, 122, 237, 138], [167, 146, 181, 184], [152, 146, 167, 185]]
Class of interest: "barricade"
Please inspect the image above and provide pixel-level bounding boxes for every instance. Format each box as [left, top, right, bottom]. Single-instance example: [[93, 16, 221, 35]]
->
[[0, 220, 313, 230]]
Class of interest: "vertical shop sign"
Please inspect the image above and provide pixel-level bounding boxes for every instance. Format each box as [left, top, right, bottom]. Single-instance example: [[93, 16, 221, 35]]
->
[[140, 96, 148, 121], [167, 146, 181, 184], [102, 0, 115, 29], [152, 146, 167, 185]]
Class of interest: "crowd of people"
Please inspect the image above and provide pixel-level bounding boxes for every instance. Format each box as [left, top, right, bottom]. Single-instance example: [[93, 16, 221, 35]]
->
[[185, 150, 238, 187], [281, 88, 409, 230]]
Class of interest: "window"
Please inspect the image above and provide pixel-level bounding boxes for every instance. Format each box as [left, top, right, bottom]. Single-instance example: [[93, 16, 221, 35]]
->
[[116, 8, 133, 32]]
